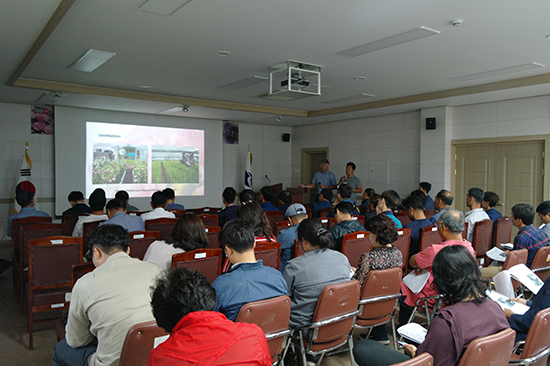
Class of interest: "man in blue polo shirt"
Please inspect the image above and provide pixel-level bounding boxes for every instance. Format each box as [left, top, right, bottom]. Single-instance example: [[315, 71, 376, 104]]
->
[[299, 159, 337, 201], [277, 203, 308, 273], [99, 199, 144, 233], [212, 219, 287, 321]]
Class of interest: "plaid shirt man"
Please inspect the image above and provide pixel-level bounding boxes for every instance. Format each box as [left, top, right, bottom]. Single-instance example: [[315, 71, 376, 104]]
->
[[514, 224, 549, 267]]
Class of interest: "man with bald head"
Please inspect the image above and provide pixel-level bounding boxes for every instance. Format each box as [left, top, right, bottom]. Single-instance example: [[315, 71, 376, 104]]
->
[[430, 189, 453, 224]]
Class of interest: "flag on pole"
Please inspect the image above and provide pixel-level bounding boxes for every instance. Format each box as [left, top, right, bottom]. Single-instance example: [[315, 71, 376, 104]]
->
[[14, 142, 33, 213], [244, 147, 253, 190]]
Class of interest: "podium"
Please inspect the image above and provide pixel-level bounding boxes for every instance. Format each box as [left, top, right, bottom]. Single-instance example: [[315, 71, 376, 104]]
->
[[287, 187, 307, 204]]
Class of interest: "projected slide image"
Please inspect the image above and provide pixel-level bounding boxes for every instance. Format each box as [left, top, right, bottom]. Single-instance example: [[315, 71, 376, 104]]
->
[[92, 143, 148, 184], [152, 146, 199, 183]]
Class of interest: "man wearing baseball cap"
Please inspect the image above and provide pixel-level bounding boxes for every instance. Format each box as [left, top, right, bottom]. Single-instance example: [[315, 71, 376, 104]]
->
[[277, 203, 308, 273], [7, 181, 50, 238]]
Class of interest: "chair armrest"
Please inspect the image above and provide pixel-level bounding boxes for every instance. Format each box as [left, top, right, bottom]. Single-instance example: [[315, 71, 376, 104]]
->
[[359, 293, 401, 305], [509, 345, 550, 366]]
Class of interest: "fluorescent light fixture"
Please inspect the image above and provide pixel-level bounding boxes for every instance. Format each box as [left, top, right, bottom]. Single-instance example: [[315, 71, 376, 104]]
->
[[335, 26, 440, 58], [217, 76, 268, 91], [138, 0, 193, 16], [449, 62, 545, 81], [320, 93, 375, 104], [69, 49, 116, 72]]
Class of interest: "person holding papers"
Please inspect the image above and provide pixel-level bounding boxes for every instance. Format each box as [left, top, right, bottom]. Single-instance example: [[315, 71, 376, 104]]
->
[[353, 245, 509, 366], [505, 275, 550, 341], [399, 210, 476, 326]]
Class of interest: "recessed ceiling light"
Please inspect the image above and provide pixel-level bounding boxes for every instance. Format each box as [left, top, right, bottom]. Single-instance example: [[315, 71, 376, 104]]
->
[[140, 85, 152, 89], [354, 76, 367, 81], [216, 51, 231, 56], [449, 62, 545, 81], [69, 49, 116, 72]]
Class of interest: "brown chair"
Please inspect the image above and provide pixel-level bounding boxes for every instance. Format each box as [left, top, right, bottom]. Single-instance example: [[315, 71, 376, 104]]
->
[[63, 213, 87, 237], [390, 353, 433, 366], [423, 210, 437, 220], [255, 241, 281, 270], [396, 211, 412, 227], [492, 217, 513, 248], [275, 220, 291, 236], [128, 231, 159, 260], [471, 219, 494, 256], [72, 262, 95, 287], [205, 226, 221, 249], [294, 239, 305, 258], [352, 215, 365, 226], [462, 222, 469, 240], [194, 207, 219, 214], [266, 211, 284, 232], [319, 207, 333, 218], [502, 249, 528, 294], [127, 210, 147, 216], [198, 213, 218, 227], [456, 328, 515, 366], [319, 217, 336, 230], [145, 217, 178, 240], [531, 246, 550, 281], [118, 320, 170, 366], [291, 280, 361, 366], [393, 228, 412, 271], [235, 295, 291, 365], [342, 231, 372, 267], [27, 236, 82, 349], [354, 267, 403, 350], [83, 220, 105, 254], [171, 248, 223, 283], [509, 307, 550, 366], [167, 208, 186, 217], [406, 294, 444, 327], [419, 225, 441, 252]]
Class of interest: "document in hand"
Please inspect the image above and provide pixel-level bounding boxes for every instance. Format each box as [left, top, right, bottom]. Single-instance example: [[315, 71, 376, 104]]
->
[[402, 269, 430, 294], [486, 247, 507, 262], [509, 264, 544, 295], [486, 290, 529, 315], [397, 323, 427, 344]]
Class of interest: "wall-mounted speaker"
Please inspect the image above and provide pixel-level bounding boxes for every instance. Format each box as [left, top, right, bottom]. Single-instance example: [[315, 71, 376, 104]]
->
[[426, 117, 436, 130], [282, 133, 290, 142]]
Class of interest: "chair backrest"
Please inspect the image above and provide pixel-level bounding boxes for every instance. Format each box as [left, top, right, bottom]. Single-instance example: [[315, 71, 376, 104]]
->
[[72, 262, 95, 287], [520, 307, 550, 366], [342, 231, 372, 267], [392, 353, 433, 366], [462, 222, 469, 240], [275, 220, 291, 236], [198, 213, 218, 227], [119, 320, 169, 366], [319, 217, 336, 230], [319, 207, 332, 218], [235, 295, 291, 363], [64, 213, 87, 237], [205, 226, 221, 249], [194, 207, 219, 214], [294, 239, 304, 258], [358, 267, 402, 322], [172, 248, 223, 283], [456, 328, 516, 366], [393, 228, 412, 271], [83, 220, 105, 253], [420, 225, 441, 252], [12, 216, 53, 260], [255, 241, 281, 270], [128, 231, 159, 260], [352, 215, 365, 226], [265, 211, 284, 232], [145, 218, 178, 240], [396, 211, 412, 227], [502, 249, 528, 292], [167, 209, 187, 217], [471, 219, 494, 256], [492, 217, 513, 247], [22, 223, 67, 268], [310, 280, 360, 344], [424, 210, 437, 219], [531, 246, 550, 281], [127, 210, 146, 216]]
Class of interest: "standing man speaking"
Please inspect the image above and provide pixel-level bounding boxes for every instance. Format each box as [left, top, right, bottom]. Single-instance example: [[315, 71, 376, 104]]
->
[[299, 159, 337, 201]]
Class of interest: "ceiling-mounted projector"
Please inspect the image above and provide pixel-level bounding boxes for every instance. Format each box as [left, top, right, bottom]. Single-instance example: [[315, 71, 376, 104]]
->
[[262, 60, 322, 101], [281, 73, 310, 88]]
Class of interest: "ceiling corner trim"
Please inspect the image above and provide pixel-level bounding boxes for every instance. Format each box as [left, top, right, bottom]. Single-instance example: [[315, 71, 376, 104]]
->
[[6, 0, 76, 86]]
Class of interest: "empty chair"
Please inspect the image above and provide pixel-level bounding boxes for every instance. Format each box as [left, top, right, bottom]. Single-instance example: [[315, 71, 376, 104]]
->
[[531, 246, 550, 281], [27, 236, 82, 349], [144, 217, 178, 240], [341, 231, 372, 267], [509, 307, 550, 366], [254, 241, 281, 270], [128, 231, 159, 260], [419, 225, 442, 252], [204, 226, 221, 249], [354, 268, 403, 350], [390, 353, 433, 366], [172, 248, 223, 283], [198, 213, 218, 227], [471, 219, 493, 256], [235, 295, 291, 365], [492, 216, 513, 248], [457, 328, 516, 366], [118, 320, 169, 366], [393, 228, 412, 271]]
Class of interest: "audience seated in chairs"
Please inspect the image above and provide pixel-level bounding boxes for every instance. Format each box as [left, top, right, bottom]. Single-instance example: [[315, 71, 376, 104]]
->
[[377, 190, 402, 228], [482, 191, 503, 222], [53, 224, 162, 366], [418, 182, 434, 210], [278, 190, 293, 217], [115, 190, 139, 212], [276, 203, 308, 273], [364, 193, 380, 222], [147, 267, 272, 365], [100, 198, 144, 232], [429, 190, 453, 224], [402, 194, 434, 258], [329, 201, 366, 251], [353, 245, 509, 366], [162, 187, 185, 211], [141, 191, 176, 222], [72, 188, 108, 237], [144, 214, 209, 271], [62, 191, 91, 221], [218, 187, 238, 228], [259, 186, 278, 213], [211, 219, 287, 321], [400, 210, 475, 326], [464, 187, 490, 243], [237, 201, 275, 243], [239, 189, 256, 205], [352, 214, 402, 344], [311, 188, 333, 218], [8, 181, 50, 238], [359, 187, 375, 215]]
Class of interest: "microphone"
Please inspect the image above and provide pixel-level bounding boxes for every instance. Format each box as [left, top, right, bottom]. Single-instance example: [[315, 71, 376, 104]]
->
[[265, 175, 271, 184]]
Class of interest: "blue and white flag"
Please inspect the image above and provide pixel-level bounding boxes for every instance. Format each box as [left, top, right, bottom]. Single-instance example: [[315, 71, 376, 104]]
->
[[244, 148, 253, 190]]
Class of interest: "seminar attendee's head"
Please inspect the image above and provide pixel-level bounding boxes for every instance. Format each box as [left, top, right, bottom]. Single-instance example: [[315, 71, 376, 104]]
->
[[536, 201, 550, 224], [482, 191, 500, 211], [363, 188, 375, 201], [236, 201, 273, 238], [511, 203, 535, 229], [239, 189, 256, 205], [409, 189, 427, 206], [466, 187, 484, 210], [285, 203, 308, 227], [88, 224, 130, 268], [89, 188, 107, 212], [365, 214, 398, 246], [162, 188, 176, 204], [401, 194, 426, 221], [279, 190, 292, 205], [115, 190, 130, 203], [151, 191, 168, 209], [259, 186, 275, 204], [15, 181, 36, 208], [105, 198, 127, 218], [298, 218, 335, 251], [151, 267, 216, 333], [320, 159, 330, 173], [166, 214, 208, 252], [68, 191, 85, 206], [222, 187, 237, 207], [419, 182, 432, 195], [368, 194, 380, 212], [219, 219, 256, 265], [434, 189, 453, 210], [334, 201, 355, 224], [337, 184, 353, 201], [377, 190, 401, 213], [319, 188, 333, 202], [437, 209, 465, 240]]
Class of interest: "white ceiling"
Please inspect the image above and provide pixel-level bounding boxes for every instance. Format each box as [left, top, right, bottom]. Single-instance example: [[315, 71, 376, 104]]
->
[[3, 0, 550, 126]]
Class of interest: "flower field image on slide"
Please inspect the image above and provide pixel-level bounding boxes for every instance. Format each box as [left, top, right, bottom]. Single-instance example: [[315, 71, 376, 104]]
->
[[92, 144, 148, 184]]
